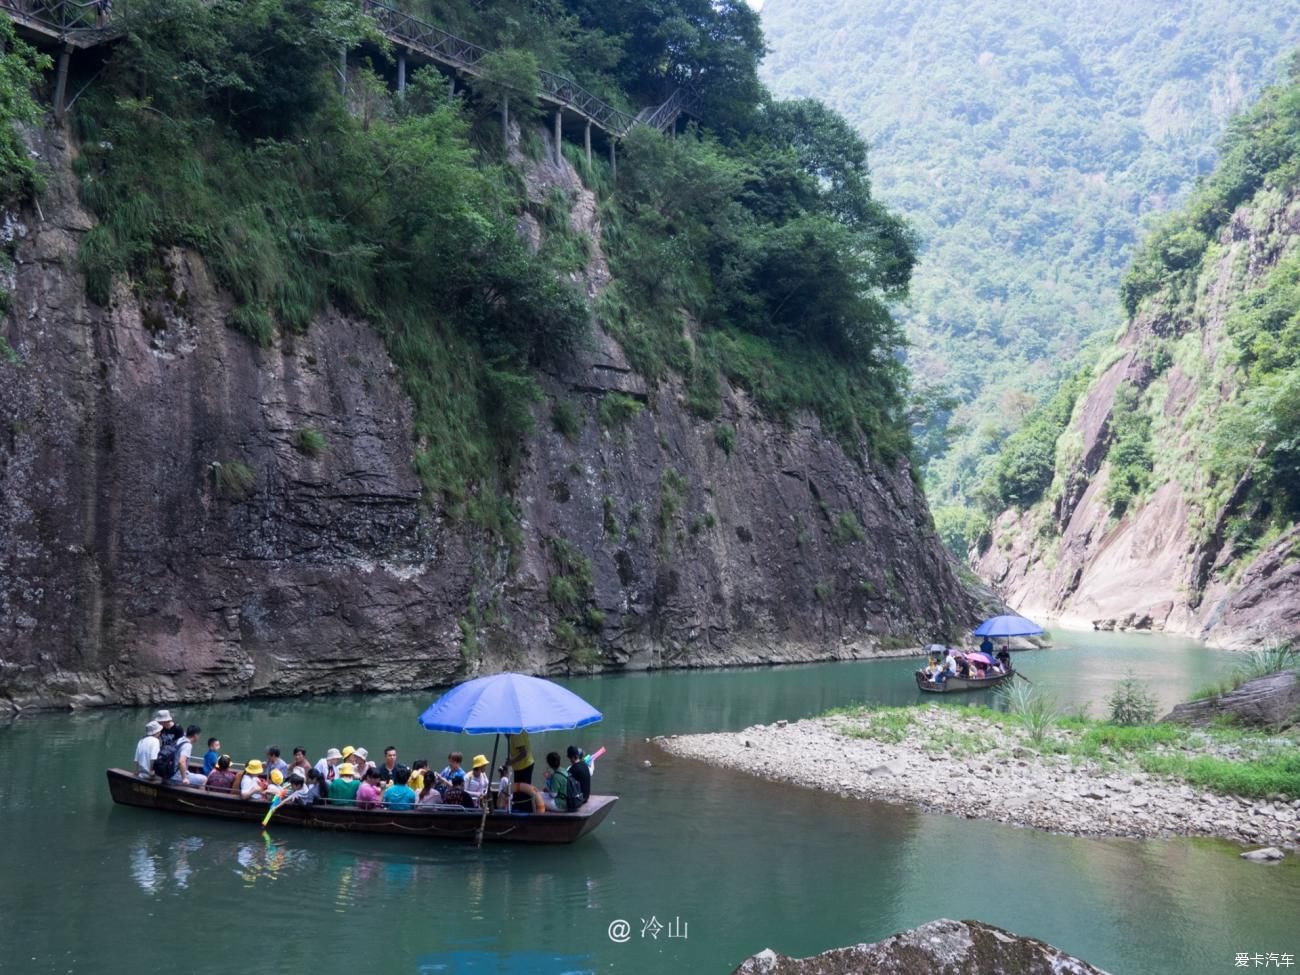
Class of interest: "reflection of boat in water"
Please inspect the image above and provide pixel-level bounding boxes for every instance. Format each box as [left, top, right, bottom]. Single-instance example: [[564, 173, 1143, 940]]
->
[[106, 770, 616, 844]]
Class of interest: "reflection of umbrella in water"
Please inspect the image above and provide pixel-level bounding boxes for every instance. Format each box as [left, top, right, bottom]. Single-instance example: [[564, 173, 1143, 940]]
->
[[417, 672, 602, 845], [973, 614, 1044, 638]]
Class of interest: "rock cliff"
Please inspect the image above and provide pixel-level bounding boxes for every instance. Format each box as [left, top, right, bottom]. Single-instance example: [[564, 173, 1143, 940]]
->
[[0, 125, 977, 711], [975, 186, 1300, 647]]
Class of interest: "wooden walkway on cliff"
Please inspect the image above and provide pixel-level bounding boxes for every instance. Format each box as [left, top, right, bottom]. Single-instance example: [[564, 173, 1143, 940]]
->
[[1, 0, 699, 163]]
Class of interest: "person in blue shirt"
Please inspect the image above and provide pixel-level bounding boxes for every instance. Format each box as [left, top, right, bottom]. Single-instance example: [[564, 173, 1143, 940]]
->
[[979, 636, 994, 656], [203, 737, 221, 775], [383, 766, 418, 811]]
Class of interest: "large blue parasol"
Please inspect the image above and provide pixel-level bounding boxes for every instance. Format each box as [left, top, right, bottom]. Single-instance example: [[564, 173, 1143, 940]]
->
[[973, 614, 1044, 638], [417, 672, 602, 735]]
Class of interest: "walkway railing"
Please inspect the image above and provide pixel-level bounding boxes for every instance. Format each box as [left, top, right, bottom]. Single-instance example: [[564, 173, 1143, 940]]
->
[[361, 0, 689, 139], [0, 0, 697, 136], [0, 0, 129, 46]]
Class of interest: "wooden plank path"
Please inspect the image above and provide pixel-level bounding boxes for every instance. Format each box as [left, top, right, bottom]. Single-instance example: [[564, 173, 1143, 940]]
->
[[2, 0, 697, 154]]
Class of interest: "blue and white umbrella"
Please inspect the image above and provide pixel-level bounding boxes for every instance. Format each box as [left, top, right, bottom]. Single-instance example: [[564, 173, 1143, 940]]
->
[[417, 672, 602, 735], [973, 614, 1044, 638]]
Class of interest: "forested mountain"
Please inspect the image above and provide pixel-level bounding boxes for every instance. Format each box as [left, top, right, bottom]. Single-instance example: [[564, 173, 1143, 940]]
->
[[759, 0, 1300, 552], [974, 63, 1300, 647], [0, 0, 975, 709]]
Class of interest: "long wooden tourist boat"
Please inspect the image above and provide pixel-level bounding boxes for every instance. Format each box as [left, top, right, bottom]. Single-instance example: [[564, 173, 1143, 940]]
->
[[915, 664, 1015, 694], [106, 768, 616, 844]]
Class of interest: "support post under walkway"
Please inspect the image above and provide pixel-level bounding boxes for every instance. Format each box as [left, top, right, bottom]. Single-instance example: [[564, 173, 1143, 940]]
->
[[397, 52, 406, 97], [553, 108, 562, 166], [53, 44, 72, 121], [584, 121, 591, 167]]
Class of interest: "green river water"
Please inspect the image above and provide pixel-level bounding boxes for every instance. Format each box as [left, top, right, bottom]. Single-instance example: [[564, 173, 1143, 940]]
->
[[2, 629, 1297, 974]]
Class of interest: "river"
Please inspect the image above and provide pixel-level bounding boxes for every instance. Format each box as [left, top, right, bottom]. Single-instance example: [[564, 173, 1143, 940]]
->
[[2, 630, 1296, 974]]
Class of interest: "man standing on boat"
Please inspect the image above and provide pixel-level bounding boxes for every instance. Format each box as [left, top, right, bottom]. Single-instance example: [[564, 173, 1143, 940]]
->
[[507, 731, 535, 786], [979, 635, 994, 656]]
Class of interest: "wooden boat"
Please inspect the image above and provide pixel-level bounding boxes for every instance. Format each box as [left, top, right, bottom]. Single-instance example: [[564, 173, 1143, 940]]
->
[[915, 664, 1014, 694], [106, 768, 616, 844]]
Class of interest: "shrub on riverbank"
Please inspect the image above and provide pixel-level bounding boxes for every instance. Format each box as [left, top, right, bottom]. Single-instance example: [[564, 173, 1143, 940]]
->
[[1190, 639, 1298, 701]]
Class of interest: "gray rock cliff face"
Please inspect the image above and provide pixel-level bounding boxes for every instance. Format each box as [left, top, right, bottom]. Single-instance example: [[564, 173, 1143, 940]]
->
[[0, 127, 977, 710], [732, 919, 1110, 975], [974, 190, 1300, 648]]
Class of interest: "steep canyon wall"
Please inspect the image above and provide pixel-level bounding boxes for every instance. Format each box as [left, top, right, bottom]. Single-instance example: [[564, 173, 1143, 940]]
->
[[0, 126, 977, 710]]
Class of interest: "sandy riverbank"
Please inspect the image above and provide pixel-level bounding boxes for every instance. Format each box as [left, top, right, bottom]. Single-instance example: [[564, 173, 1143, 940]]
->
[[657, 705, 1299, 849]]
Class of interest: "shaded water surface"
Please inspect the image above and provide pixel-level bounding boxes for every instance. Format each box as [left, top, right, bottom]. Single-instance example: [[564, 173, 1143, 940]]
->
[[1, 630, 1296, 974]]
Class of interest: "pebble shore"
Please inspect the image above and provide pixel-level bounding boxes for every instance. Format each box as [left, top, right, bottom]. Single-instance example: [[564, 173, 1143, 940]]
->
[[657, 705, 1300, 850]]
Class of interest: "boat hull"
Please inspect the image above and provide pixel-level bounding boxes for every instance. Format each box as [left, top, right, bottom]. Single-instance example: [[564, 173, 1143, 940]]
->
[[915, 669, 1014, 694], [107, 769, 615, 844]]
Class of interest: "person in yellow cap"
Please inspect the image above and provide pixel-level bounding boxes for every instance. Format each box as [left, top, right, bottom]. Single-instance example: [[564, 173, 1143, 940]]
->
[[329, 762, 361, 806], [506, 731, 534, 785], [240, 759, 268, 801], [465, 754, 490, 806], [266, 768, 285, 799]]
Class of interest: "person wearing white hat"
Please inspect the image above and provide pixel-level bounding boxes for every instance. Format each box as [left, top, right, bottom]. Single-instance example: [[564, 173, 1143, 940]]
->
[[134, 721, 163, 779], [154, 709, 183, 749], [314, 748, 344, 783]]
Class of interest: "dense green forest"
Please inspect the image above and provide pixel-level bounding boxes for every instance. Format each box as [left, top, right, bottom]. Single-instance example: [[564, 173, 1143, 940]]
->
[[0, 0, 920, 534], [759, 0, 1300, 554]]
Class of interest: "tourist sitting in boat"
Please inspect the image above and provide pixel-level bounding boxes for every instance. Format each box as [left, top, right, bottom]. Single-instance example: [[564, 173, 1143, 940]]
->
[[329, 763, 360, 805], [203, 737, 221, 774], [174, 725, 208, 788], [416, 775, 443, 807], [205, 755, 237, 793], [301, 768, 326, 805], [408, 759, 429, 795], [384, 766, 418, 811], [378, 746, 399, 784], [264, 745, 289, 778], [266, 769, 287, 800], [541, 752, 571, 812], [134, 720, 162, 779], [315, 747, 343, 783], [351, 747, 373, 778], [496, 764, 511, 809], [566, 747, 591, 808], [280, 772, 310, 806], [997, 649, 1012, 671], [441, 770, 467, 806], [437, 751, 465, 787], [356, 768, 384, 810], [289, 746, 312, 779], [465, 755, 491, 804], [239, 759, 269, 800]]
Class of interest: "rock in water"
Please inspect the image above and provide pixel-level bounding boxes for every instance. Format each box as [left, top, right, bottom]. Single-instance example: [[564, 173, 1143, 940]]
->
[[732, 918, 1111, 974], [1240, 847, 1285, 862]]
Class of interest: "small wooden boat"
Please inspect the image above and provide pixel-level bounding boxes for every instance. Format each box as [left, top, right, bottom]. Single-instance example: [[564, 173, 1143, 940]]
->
[[106, 768, 616, 844], [915, 665, 1014, 694]]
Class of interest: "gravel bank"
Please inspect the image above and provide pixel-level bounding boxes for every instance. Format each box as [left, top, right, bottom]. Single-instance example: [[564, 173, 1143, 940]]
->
[[658, 706, 1300, 849]]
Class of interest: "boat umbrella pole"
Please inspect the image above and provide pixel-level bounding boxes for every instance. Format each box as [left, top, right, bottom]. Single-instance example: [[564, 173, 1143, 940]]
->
[[475, 733, 501, 848]]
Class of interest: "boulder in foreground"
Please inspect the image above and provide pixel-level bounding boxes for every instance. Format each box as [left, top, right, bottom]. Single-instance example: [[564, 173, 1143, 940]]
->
[[733, 918, 1110, 975]]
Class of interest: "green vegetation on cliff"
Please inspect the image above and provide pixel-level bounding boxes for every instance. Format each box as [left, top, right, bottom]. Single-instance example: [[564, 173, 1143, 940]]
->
[[28, 0, 918, 533], [979, 58, 1300, 575], [759, 0, 1300, 544], [1115, 60, 1300, 551]]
